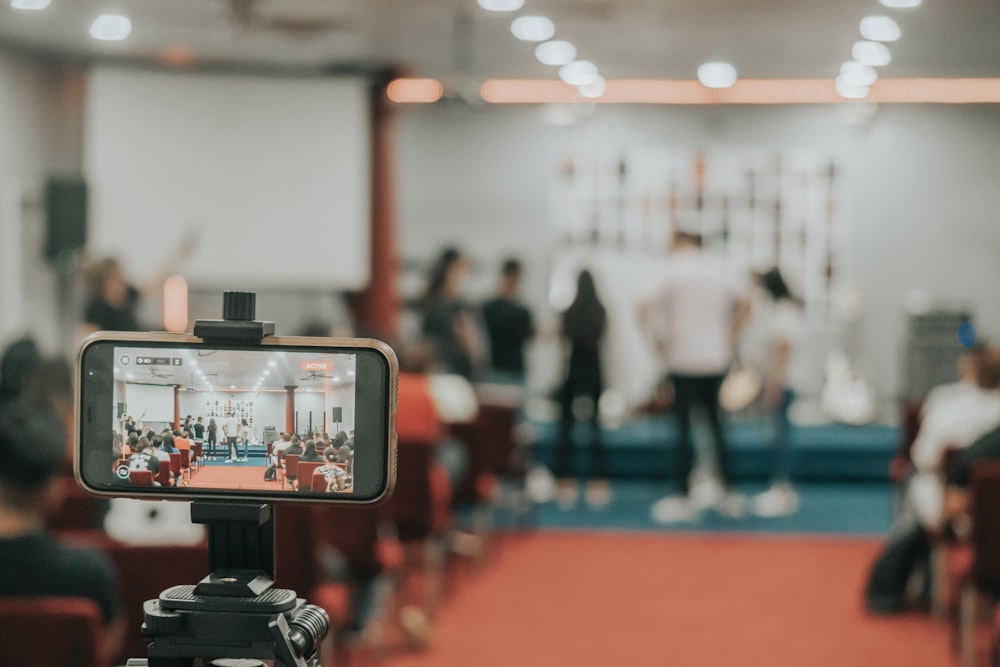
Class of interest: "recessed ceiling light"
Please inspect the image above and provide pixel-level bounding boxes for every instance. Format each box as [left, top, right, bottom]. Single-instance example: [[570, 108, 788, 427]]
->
[[90, 14, 132, 41], [879, 0, 920, 7], [535, 40, 577, 66], [836, 75, 869, 100], [478, 0, 524, 11], [860, 16, 901, 42], [11, 0, 52, 10], [697, 62, 738, 89], [578, 77, 606, 99], [840, 61, 879, 87], [853, 41, 892, 67], [559, 60, 600, 86], [511, 16, 555, 42], [230, 385, 236, 390]]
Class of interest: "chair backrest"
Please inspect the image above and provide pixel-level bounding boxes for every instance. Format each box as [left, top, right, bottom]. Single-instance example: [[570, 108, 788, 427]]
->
[[388, 438, 436, 541], [0, 596, 103, 667], [192, 441, 202, 462], [312, 470, 327, 491], [156, 459, 172, 486], [130, 470, 154, 486], [180, 449, 191, 469], [297, 461, 324, 491], [169, 452, 181, 476], [285, 454, 300, 478], [970, 461, 1000, 590]]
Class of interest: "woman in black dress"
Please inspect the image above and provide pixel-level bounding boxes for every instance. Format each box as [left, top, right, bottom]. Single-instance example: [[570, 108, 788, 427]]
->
[[553, 270, 610, 508]]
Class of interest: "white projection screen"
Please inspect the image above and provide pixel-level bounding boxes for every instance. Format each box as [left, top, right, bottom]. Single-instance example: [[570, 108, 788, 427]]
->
[[123, 383, 174, 423], [84, 67, 371, 290]]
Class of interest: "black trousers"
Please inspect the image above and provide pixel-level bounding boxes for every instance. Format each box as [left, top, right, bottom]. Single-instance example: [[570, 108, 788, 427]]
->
[[669, 373, 732, 495], [553, 365, 606, 481]]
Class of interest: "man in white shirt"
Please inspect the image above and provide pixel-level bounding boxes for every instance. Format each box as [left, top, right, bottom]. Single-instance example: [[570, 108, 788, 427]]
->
[[641, 231, 751, 522], [221, 412, 240, 463]]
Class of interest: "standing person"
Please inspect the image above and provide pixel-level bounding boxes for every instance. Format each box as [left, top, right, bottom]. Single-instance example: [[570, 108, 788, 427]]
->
[[552, 270, 610, 509], [239, 418, 252, 462], [193, 416, 205, 442], [421, 247, 486, 380], [482, 258, 535, 384], [206, 417, 218, 460], [222, 412, 240, 463], [641, 230, 751, 522], [749, 269, 806, 517]]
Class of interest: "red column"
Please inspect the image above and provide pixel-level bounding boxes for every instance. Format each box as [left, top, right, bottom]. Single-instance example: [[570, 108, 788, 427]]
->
[[285, 386, 296, 434], [353, 83, 399, 339], [173, 386, 181, 431]]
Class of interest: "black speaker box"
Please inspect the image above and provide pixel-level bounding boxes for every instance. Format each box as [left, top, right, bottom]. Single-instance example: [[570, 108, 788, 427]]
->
[[45, 177, 88, 263]]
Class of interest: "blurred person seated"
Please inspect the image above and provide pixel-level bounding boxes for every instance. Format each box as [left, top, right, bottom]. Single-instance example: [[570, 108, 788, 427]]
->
[[866, 345, 1000, 613], [331, 432, 353, 466], [127, 439, 161, 483], [0, 355, 126, 663], [270, 431, 291, 466], [320, 448, 349, 492], [943, 421, 1000, 529], [300, 440, 323, 463]]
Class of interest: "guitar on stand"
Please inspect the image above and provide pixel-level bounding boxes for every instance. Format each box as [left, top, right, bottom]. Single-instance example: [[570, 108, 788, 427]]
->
[[820, 286, 877, 425]]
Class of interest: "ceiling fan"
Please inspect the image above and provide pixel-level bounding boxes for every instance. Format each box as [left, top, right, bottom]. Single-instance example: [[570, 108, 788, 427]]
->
[[147, 367, 174, 379], [224, 0, 354, 39], [300, 371, 335, 381]]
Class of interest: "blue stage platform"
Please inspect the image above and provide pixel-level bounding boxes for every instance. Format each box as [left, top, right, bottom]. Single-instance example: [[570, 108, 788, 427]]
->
[[529, 416, 900, 482]]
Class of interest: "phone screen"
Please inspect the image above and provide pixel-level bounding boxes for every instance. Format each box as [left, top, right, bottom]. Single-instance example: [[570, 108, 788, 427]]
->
[[77, 334, 396, 504]]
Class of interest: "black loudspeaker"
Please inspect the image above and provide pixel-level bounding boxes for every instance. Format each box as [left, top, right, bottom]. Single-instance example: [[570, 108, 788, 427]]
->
[[45, 177, 88, 263], [330, 407, 343, 422], [116, 402, 126, 419]]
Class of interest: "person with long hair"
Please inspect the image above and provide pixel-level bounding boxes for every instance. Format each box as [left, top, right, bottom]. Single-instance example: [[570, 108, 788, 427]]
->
[[421, 247, 485, 379], [553, 270, 610, 508], [750, 268, 805, 517]]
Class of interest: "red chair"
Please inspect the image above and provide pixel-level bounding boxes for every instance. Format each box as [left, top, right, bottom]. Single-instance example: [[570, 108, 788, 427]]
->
[[0, 597, 103, 667], [297, 461, 324, 492], [180, 449, 192, 484], [191, 441, 203, 470], [129, 470, 154, 486], [169, 452, 182, 487], [284, 454, 300, 490], [957, 462, 1000, 667], [156, 459, 172, 487]]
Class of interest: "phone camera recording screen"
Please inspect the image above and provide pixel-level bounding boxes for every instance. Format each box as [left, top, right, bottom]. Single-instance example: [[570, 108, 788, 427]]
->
[[78, 337, 394, 503]]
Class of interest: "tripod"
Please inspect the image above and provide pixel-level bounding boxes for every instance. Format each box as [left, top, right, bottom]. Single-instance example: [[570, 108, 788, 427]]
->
[[125, 292, 329, 666], [126, 502, 328, 667]]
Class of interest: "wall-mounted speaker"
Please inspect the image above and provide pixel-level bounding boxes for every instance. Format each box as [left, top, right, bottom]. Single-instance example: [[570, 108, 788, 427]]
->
[[45, 177, 88, 264], [330, 407, 343, 422]]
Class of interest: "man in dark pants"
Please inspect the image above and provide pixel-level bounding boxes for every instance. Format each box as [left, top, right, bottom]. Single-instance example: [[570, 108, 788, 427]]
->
[[482, 258, 535, 384], [641, 230, 750, 522]]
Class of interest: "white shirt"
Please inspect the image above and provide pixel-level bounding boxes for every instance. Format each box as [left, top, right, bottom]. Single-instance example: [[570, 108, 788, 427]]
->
[[222, 416, 239, 438], [910, 386, 1000, 473], [646, 248, 747, 376]]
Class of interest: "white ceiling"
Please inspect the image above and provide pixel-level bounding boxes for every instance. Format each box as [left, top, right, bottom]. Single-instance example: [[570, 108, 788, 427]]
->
[[1, 0, 998, 81]]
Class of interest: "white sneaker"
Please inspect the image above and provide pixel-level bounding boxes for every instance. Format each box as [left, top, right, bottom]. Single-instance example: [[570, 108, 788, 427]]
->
[[716, 491, 747, 519], [651, 496, 698, 524], [753, 483, 799, 518], [584, 480, 612, 509], [690, 477, 725, 511], [556, 480, 579, 509]]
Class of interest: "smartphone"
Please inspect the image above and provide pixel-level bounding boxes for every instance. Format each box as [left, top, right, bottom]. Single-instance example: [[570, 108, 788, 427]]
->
[[76, 332, 397, 504]]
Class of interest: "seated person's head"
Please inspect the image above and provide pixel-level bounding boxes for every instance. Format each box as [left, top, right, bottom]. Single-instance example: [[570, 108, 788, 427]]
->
[[162, 434, 174, 450], [0, 405, 67, 519], [152, 434, 164, 450], [145, 430, 155, 440], [136, 436, 151, 453], [303, 441, 317, 456], [324, 448, 338, 464], [971, 345, 1000, 390], [291, 434, 301, 446], [127, 434, 139, 448], [173, 429, 182, 437]]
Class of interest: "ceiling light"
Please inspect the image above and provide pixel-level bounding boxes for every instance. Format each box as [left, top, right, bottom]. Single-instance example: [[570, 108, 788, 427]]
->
[[535, 40, 577, 66], [90, 14, 132, 41], [860, 16, 901, 42], [386, 78, 443, 104], [578, 77, 606, 99], [511, 16, 555, 42], [559, 60, 600, 86], [478, 0, 524, 11], [698, 62, 738, 89], [836, 76, 869, 100], [879, 0, 920, 7], [268, 360, 277, 367], [840, 61, 879, 87], [11, 0, 52, 10], [230, 385, 236, 390], [853, 41, 892, 67]]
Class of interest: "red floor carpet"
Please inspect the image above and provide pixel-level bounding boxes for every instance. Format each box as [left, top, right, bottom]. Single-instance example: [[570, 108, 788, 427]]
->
[[385, 532, 951, 667], [188, 464, 278, 491]]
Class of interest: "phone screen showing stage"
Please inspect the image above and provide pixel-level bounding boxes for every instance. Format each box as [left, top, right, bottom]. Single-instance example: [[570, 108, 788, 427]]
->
[[78, 339, 393, 502]]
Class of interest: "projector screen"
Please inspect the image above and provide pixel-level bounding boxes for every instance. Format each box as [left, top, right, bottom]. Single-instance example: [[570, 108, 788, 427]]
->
[[84, 67, 371, 290], [123, 383, 174, 424]]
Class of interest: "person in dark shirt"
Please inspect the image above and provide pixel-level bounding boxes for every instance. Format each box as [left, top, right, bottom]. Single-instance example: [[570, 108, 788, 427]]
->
[[193, 416, 205, 441], [300, 440, 323, 463], [944, 423, 1000, 519], [421, 247, 486, 379], [482, 258, 535, 382], [83, 258, 142, 332], [0, 351, 125, 662]]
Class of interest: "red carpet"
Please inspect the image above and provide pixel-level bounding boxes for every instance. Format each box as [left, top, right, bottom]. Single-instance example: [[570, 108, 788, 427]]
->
[[385, 533, 951, 667], [188, 464, 277, 491]]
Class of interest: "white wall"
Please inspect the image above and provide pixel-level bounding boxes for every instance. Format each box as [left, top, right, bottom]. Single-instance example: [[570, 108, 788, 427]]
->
[[178, 388, 354, 440], [0, 52, 83, 355], [395, 102, 1000, 400]]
